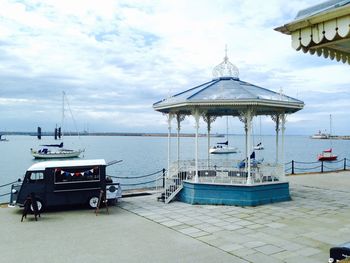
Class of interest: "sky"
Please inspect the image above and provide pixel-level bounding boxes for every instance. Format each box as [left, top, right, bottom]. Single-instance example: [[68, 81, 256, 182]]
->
[[0, 0, 349, 135]]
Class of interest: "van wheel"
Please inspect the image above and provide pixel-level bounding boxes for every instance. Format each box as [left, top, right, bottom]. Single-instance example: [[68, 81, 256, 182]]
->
[[30, 200, 44, 213], [89, 196, 99, 208]]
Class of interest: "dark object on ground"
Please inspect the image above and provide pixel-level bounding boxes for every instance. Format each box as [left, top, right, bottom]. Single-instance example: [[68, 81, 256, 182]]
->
[[21, 193, 41, 222], [329, 242, 350, 262]]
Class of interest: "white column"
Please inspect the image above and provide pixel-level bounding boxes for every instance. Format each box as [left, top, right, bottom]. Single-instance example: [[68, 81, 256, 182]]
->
[[207, 119, 211, 170], [246, 110, 253, 185], [176, 114, 185, 173], [274, 115, 280, 164], [194, 110, 200, 183], [203, 114, 216, 171], [281, 113, 286, 181], [167, 113, 173, 177], [244, 119, 248, 172]]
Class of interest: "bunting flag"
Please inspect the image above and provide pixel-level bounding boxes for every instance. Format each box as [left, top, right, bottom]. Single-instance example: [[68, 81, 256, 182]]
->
[[56, 168, 97, 177]]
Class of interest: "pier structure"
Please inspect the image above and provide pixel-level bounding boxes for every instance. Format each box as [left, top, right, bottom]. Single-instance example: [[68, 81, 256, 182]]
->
[[153, 51, 304, 206]]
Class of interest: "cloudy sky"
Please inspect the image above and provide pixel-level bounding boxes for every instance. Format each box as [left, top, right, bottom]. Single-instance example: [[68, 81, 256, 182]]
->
[[0, 0, 349, 135]]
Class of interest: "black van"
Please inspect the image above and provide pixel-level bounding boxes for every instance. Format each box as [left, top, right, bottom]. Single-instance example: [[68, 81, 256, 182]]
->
[[9, 159, 121, 212]]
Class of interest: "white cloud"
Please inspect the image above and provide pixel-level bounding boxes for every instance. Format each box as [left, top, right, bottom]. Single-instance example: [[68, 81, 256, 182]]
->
[[0, 0, 348, 134]]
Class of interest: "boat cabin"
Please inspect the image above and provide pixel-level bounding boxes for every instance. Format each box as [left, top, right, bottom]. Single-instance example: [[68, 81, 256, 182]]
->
[[9, 159, 121, 211]]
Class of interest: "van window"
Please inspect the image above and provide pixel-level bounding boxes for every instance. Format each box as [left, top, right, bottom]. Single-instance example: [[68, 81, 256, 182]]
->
[[29, 172, 44, 181], [54, 166, 100, 183]]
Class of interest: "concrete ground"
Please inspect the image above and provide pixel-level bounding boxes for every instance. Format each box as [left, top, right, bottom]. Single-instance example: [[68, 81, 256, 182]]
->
[[1, 171, 350, 262], [0, 205, 235, 263]]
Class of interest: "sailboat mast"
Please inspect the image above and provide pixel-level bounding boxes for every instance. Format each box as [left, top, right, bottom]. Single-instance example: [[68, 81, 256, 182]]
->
[[61, 91, 65, 139], [226, 116, 229, 145], [329, 114, 333, 148], [259, 116, 262, 142]]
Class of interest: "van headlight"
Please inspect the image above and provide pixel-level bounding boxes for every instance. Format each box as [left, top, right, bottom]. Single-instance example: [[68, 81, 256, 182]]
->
[[11, 189, 17, 194], [328, 258, 334, 263]]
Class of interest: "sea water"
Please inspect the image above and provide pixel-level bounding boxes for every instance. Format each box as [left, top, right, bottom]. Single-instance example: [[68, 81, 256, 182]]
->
[[1, 134, 349, 202]]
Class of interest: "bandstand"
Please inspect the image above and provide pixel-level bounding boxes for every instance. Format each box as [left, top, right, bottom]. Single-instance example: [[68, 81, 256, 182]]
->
[[153, 52, 304, 206]]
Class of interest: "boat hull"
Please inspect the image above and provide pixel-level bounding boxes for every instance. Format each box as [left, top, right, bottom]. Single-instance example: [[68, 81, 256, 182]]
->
[[209, 147, 238, 154], [31, 149, 84, 159], [254, 146, 264, 150], [318, 155, 337, 161], [317, 148, 337, 161]]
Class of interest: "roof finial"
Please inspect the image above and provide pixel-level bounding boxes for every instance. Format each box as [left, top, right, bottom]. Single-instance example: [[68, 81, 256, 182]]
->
[[212, 46, 239, 79]]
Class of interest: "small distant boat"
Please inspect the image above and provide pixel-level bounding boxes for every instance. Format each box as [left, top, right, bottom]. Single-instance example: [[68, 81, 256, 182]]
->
[[0, 134, 9, 142], [317, 115, 337, 161], [311, 130, 329, 139], [253, 117, 264, 150], [209, 140, 238, 154], [254, 142, 264, 150], [209, 117, 238, 154], [318, 148, 337, 161]]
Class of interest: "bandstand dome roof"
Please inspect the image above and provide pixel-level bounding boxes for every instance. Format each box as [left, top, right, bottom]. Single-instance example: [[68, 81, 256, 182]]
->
[[153, 55, 304, 117]]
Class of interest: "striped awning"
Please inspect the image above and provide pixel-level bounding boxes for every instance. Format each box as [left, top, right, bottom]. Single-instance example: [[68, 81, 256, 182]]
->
[[275, 1, 350, 64]]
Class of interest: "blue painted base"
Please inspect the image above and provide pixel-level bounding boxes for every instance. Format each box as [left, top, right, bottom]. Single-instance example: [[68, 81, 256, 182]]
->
[[177, 181, 291, 206]]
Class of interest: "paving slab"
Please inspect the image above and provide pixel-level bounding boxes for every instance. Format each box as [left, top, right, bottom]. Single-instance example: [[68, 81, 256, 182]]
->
[[117, 171, 350, 262]]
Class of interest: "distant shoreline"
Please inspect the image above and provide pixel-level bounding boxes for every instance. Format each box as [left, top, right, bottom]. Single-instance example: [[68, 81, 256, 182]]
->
[[311, 135, 350, 140], [2, 132, 350, 139], [0, 132, 225, 138]]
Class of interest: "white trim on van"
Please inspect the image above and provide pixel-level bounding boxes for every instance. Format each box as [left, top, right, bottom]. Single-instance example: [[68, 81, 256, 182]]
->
[[28, 159, 106, 171]]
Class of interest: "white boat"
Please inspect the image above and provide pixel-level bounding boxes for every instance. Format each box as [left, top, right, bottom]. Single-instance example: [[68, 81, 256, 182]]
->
[[253, 117, 264, 150], [31, 92, 85, 159], [209, 117, 238, 154], [254, 142, 264, 150], [0, 134, 9, 142], [311, 130, 329, 139], [209, 141, 238, 154], [31, 148, 84, 159]]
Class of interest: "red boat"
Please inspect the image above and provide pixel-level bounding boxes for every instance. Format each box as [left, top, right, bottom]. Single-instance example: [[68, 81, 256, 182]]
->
[[317, 148, 337, 161]]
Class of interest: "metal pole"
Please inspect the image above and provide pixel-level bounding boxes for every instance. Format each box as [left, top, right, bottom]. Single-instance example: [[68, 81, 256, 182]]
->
[[345, 158, 347, 171], [194, 111, 200, 183], [291, 160, 295, 175], [281, 113, 286, 181], [275, 115, 280, 164], [167, 114, 173, 178], [247, 110, 252, 185], [162, 168, 165, 188], [177, 116, 180, 174], [321, 161, 324, 173], [244, 118, 248, 173], [207, 119, 211, 170]]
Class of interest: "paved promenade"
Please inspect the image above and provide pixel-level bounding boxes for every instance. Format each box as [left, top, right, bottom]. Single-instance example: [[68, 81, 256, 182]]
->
[[1, 171, 350, 262]]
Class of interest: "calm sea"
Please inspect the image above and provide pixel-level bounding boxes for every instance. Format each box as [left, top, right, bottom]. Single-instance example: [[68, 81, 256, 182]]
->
[[1, 134, 349, 202]]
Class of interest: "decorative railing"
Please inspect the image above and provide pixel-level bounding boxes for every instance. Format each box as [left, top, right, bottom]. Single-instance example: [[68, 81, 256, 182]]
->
[[168, 159, 283, 185], [285, 158, 350, 175]]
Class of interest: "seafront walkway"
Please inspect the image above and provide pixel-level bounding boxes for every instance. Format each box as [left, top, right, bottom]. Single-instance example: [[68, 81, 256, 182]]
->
[[1, 171, 350, 262]]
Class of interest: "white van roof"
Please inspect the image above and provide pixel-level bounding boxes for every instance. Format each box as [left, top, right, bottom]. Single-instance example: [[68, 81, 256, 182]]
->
[[28, 159, 106, 171]]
